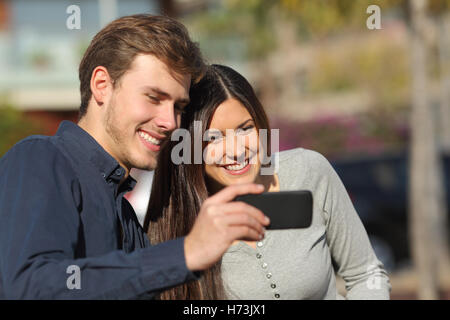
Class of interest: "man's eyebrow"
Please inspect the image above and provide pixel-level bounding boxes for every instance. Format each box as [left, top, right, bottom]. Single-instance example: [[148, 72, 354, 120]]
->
[[145, 86, 190, 104]]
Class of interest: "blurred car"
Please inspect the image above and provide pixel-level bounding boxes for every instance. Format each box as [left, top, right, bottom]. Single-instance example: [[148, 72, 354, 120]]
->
[[331, 150, 450, 272]]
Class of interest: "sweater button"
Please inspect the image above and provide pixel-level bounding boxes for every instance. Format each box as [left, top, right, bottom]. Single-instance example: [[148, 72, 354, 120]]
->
[[271, 283, 276, 289], [274, 293, 280, 299], [256, 253, 262, 259], [266, 273, 272, 279], [262, 262, 268, 269]]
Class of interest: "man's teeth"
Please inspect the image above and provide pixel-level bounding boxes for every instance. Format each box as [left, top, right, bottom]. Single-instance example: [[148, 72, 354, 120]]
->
[[224, 160, 249, 171], [139, 131, 161, 145]]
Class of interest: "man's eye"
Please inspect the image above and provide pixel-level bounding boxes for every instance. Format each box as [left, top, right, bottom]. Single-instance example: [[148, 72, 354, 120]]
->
[[147, 95, 160, 103], [175, 104, 186, 114]]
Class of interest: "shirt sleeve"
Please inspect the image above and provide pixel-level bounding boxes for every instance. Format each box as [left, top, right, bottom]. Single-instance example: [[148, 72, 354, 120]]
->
[[0, 139, 198, 299], [315, 152, 392, 300]]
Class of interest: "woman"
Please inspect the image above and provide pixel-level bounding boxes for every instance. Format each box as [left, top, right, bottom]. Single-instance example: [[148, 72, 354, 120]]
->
[[144, 64, 391, 300]]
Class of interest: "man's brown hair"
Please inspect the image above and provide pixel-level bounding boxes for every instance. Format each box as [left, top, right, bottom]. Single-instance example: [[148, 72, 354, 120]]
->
[[78, 14, 206, 119]]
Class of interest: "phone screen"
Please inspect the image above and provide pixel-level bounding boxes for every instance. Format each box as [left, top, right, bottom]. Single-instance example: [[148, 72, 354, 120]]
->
[[234, 190, 313, 229]]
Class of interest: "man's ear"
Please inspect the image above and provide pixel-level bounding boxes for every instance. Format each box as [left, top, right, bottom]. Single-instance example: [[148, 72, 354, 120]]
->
[[90, 66, 113, 107]]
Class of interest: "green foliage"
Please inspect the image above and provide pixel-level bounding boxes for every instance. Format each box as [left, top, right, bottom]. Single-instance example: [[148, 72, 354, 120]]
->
[[0, 104, 43, 157], [428, 0, 450, 16], [187, 0, 277, 59], [76, 39, 91, 62], [183, 0, 445, 158], [190, 0, 405, 54], [188, 0, 450, 60], [308, 36, 411, 110]]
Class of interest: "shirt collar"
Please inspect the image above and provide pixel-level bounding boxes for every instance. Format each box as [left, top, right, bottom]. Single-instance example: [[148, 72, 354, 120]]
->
[[55, 121, 137, 190]]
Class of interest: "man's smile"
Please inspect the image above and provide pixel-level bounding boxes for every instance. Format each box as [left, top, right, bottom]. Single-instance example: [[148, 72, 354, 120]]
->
[[138, 129, 163, 152]]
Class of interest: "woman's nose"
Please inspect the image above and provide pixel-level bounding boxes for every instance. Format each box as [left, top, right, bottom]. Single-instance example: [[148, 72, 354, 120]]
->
[[225, 133, 247, 161]]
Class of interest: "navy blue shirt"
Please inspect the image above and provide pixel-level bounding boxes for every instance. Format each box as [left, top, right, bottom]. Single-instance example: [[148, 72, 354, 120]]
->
[[0, 121, 197, 299]]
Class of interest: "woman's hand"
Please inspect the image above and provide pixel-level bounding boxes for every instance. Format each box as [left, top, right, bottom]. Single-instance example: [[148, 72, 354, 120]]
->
[[184, 183, 270, 271]]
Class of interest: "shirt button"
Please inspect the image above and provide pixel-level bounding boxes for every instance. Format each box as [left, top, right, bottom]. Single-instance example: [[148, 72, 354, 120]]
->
[[271, 283, 276, 289], [115, 168, 123, 176], [256, 253, 262, 259], [262, 262, 268, 269], [274, 293, 280, 299], [101, 173, 106, 178], [266, 273, 272, 279], [257, 241, 263, 248]]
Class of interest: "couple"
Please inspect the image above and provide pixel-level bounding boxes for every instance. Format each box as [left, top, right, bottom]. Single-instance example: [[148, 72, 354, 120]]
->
[[0, 14, 390, 299]]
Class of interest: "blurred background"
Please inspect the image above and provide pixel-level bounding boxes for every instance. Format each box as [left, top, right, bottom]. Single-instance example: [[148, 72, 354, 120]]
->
[[0, 0, 449, 299]]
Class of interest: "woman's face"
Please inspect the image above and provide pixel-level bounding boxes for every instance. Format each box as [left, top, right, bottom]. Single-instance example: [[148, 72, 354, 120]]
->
[[203, 98, 261, 190]]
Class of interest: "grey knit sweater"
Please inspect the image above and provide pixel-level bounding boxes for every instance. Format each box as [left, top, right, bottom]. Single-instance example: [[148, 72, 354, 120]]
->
[[221, 148, 391, 299]]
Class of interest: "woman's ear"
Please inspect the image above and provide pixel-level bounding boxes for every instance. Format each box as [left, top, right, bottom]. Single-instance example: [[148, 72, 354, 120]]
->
[[90, 66, 113, 107]]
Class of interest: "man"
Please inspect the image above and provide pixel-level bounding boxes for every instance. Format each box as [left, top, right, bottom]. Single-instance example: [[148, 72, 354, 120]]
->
[[0, 14, 269, 299]]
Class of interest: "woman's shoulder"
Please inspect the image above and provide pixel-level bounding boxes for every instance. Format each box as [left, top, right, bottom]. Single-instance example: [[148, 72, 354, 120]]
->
[[277, 147, 333, 174], [273, 147, 335, 192]]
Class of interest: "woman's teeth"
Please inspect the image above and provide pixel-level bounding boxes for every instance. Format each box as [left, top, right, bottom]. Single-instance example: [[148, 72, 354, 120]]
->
[[224, 159, 249, 171], [139, 131, 161, 145]]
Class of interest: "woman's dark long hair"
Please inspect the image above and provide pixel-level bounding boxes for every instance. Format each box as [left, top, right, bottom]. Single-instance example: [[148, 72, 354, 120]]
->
[[143, 64, 272, 299]]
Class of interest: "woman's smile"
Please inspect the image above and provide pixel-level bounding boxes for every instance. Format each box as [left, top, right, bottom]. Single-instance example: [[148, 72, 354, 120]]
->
[[220, 159, 251, 175]]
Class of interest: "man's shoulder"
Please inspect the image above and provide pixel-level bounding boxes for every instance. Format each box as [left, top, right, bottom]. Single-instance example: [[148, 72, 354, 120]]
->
[[1, 134, 74, 173], [3, 134, 57, 157]]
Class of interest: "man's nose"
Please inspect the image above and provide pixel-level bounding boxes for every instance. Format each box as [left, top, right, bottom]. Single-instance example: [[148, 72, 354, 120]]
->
[[153, 103, 177, 132]]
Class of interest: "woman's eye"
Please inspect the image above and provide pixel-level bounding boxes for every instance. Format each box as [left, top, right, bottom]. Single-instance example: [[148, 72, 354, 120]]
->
[[236, 125, 254, 135], [208, 135, 223, 143]]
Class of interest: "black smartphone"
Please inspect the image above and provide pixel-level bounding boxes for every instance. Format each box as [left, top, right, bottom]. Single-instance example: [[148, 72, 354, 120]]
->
[[234, 190, 313, 230]]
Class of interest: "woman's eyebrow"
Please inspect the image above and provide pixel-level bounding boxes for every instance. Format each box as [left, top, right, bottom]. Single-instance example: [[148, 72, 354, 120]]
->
[[207, 119, 255, 136], [236, 119, 254, 128]]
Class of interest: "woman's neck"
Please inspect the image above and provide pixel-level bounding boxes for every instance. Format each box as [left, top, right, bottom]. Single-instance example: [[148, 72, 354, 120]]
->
[[255, 173, 280, 192]]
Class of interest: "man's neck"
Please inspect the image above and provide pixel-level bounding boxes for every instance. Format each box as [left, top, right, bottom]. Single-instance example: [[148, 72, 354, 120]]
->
[[78, 117, 130, 183]]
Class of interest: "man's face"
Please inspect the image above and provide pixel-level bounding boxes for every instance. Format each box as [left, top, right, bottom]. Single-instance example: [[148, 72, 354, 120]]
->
[[103, 54, 191, 171]]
